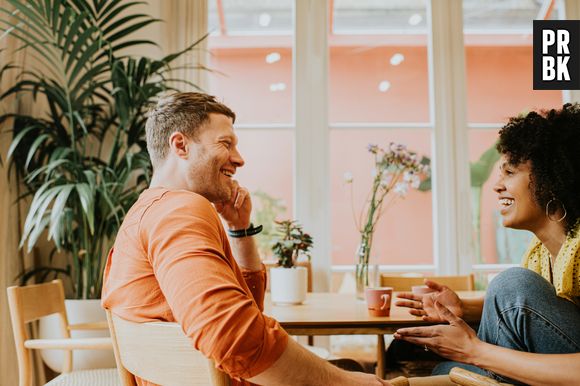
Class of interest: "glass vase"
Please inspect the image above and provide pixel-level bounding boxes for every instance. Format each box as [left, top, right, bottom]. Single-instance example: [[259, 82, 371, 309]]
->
[[355, 236, 376, 299]]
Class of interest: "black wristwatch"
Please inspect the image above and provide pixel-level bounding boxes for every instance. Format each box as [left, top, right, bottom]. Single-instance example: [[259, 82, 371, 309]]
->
[[227, 223, 263, 238]]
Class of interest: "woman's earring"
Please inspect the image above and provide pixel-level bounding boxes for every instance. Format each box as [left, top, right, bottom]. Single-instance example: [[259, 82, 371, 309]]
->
[[546, 197, 567, 222]]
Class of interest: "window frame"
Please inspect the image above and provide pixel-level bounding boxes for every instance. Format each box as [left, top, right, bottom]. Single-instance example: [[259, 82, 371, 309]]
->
[[203, 0, 580, 290]]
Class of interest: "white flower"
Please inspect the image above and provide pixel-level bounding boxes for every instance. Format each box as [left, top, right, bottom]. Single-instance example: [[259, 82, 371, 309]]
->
[[380, 174, 393, 187], [343, 171, 353, 183], [403, 171, 414, 182], [394, 182, 409, 197], [371, 168, 378, 178], [411, 175, 421, 189]]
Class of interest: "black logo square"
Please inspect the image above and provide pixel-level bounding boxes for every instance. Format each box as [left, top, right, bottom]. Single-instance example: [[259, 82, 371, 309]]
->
[[533, 20, 580, 90]]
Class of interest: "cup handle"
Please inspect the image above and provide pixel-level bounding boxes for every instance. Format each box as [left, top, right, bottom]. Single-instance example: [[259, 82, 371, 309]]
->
[[380, 294, 390, 310]]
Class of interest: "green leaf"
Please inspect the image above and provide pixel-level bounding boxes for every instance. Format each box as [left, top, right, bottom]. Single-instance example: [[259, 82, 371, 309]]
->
[[48, 184, 74, 242], [61, 11, 87, 60], [7, 125, 36, 161], [98, 1, 144, 30], [470, 141, 500, 188], [25, 215, 51, 251], [76, 182, 95, 234], [25, 133, 51, 170], [65, 24, 97, 73], [105, 18, 159, 44]]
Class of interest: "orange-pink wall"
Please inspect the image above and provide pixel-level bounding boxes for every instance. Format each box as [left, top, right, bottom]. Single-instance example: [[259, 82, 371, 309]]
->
[[208, 42, 563, 266]]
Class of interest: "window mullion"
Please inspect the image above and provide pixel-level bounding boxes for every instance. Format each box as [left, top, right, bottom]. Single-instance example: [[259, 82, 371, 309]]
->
[[294, 0, 330, 291], [428, 0, 471, 275]]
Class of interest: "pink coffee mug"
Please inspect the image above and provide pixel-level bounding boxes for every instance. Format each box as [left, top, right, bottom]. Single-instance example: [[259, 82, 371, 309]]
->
[[412, 285, 436, 295], [365, 287, 393, 317]]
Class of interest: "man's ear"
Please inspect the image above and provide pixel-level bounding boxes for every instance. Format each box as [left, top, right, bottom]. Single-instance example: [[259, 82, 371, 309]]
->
[[169, 132, 189, 159]]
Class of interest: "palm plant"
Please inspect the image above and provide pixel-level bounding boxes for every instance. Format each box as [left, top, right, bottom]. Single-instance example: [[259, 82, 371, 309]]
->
[[0, 0, 204, 298]]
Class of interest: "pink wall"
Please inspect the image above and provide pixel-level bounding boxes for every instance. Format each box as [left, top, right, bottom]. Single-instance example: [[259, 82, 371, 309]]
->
[[329, 46, 430, 123], [465, 46, 562, 122], [208, 41, 563, 266]]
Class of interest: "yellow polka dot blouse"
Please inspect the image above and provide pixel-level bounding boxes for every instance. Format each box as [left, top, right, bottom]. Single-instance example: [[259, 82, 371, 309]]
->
[[521, 224, 580, 306]]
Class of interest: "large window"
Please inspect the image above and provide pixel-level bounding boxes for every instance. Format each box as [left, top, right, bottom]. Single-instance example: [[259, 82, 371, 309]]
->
[[207, 0, 294, 241], [329, 0, 433, 267], [463, 0, 565, 282], [206, 0, 576, 288]]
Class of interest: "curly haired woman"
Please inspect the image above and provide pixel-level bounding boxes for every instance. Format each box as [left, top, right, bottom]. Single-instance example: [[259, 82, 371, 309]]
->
[[394, 104, 580, 385]]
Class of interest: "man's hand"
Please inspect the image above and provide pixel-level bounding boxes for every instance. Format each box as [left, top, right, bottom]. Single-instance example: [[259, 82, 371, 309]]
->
[[395, 280, 463, 323], [214, 181, 252, 230], [394, 301, 483, 365]]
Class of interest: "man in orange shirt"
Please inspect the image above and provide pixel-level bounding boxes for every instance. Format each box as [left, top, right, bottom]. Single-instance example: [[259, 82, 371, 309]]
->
[[102, 92, 391, 386]]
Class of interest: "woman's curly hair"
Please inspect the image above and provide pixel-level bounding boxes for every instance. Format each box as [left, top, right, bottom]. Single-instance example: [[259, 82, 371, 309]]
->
[[497, 103, 580, 233]]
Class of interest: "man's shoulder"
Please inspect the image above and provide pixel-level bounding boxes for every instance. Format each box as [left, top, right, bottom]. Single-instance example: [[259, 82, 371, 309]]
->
[[141, 188, 219, 225]]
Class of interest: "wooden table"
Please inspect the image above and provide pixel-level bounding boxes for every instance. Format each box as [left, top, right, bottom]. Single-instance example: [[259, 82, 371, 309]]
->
[[264, 291, 484, 377]]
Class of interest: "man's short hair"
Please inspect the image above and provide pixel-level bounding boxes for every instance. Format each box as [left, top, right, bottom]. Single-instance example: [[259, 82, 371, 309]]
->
[[145, 92, 236, 167]]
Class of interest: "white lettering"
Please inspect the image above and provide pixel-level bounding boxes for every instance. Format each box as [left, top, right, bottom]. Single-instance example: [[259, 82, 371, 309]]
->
[[557, 56, 570, 80], [543, 30, 555, 54], [543, 56, 556, 80], [557, 30, 570, 54]]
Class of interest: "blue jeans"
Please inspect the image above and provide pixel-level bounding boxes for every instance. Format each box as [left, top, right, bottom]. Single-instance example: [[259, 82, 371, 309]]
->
[[432, 267, 580, 384]]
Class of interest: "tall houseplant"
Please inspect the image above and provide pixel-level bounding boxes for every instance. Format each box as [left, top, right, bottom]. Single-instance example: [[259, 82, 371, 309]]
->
[[0, 0, 205, 299], [270, 220, 313, 304]]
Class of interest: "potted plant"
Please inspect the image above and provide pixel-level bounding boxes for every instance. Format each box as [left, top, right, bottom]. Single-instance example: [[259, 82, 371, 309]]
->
[[0, 0, 204, 371], [270, 220, 313, 305]]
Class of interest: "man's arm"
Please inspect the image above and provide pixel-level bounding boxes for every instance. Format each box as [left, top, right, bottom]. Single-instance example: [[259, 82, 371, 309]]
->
[[214, 182, 262, 271], [248, 338, 392, 386]]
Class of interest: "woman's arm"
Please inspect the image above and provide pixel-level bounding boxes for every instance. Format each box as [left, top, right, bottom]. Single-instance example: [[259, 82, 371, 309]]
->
[[394, 301, 580, 386], [473, 342, 580, 386], [395, 279, 484, 322]]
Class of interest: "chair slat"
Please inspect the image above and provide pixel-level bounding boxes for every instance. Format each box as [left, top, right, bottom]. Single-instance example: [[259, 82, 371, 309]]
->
[[108, 311, 230, 386], [380, 274, 475, 291]]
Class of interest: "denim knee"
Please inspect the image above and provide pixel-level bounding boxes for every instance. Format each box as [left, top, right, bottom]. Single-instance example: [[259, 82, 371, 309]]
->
[[486, 267, 552, 305]]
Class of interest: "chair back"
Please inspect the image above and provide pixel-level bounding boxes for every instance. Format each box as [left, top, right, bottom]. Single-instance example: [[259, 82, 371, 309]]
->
[[7, 280, 73, 385], [106, 310, 230, 386], [380, 274, 475, 291], [450, 367, 510, 385]]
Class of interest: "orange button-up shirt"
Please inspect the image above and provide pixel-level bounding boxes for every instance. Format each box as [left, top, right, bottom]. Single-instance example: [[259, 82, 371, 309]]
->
[[102, 188, 288, 385]]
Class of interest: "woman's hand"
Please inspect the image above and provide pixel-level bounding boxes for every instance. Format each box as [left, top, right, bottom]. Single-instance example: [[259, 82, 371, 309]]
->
[[395, 280, 464, 323], [393, 301, 483, 364]]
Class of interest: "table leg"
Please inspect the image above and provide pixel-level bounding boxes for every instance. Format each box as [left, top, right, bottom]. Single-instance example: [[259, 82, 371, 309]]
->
[[376, 334, 386, 379]]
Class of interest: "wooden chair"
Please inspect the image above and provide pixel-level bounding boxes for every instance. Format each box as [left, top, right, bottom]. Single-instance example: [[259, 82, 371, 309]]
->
[[106, 310, 231, 386], [389, 367, 512, 385], [6, 280, 119, 386], [380, 274, 475, 291], [375, 274, 475, 378], [449, 367, 512, 385]]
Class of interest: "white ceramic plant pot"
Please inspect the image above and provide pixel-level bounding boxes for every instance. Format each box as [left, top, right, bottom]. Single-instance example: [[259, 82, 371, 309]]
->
[[38, 299, 116, 372], [270, 266, 308, 305]]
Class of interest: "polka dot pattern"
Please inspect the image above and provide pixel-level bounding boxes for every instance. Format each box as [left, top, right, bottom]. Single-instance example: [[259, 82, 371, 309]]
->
[[521, 225, 580, 307]]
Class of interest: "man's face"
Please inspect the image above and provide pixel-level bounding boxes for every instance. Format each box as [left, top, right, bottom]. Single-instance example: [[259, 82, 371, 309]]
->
[[185, 113, 244, 203]]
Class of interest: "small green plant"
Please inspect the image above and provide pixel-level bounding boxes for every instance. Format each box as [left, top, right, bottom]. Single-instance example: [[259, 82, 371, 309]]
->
[[271, 220, 313, 268]]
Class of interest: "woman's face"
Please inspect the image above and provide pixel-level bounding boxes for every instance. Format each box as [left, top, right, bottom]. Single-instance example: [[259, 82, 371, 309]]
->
[[493, 155, 546, 231]]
